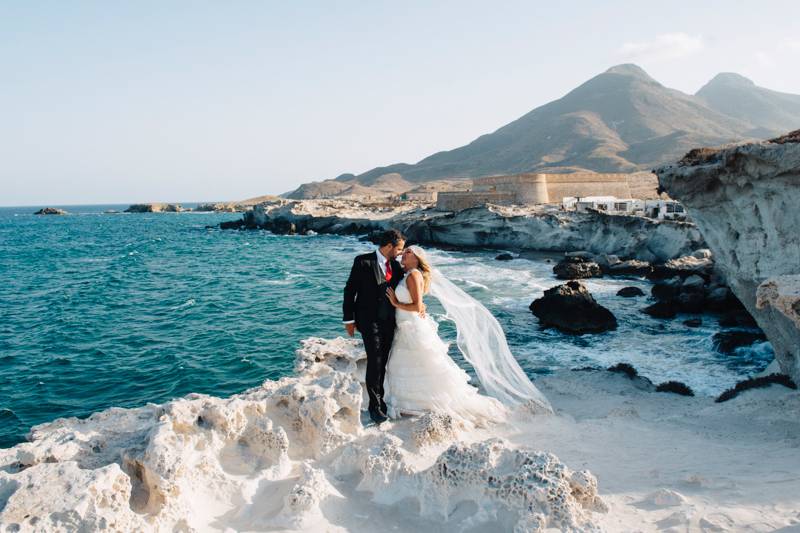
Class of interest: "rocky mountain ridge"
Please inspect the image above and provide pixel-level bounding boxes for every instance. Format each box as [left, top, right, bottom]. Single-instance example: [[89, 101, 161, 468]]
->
[[288, 64, 799, 199]]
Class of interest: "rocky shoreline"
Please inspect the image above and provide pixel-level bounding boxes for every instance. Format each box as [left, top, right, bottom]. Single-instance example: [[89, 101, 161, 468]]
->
[[222, 200, 705, 263], [2, 336, 797, 531]]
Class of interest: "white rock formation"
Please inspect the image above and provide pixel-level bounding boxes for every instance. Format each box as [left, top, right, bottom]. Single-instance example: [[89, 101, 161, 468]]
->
[[0, 337, 603, 532], [244, 200, 705, 263], [656, 132, 800, 381]]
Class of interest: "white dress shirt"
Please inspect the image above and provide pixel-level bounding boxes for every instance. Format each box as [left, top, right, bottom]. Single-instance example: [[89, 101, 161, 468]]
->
[[343, 248, 392, 324]]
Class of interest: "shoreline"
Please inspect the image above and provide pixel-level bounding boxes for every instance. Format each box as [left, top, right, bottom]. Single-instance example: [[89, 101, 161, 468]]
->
[[222, 199, 706, 264], [1, 336, 797, 531]]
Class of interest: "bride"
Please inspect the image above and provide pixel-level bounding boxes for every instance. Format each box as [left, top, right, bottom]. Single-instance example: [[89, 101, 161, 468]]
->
[[384, 245, 550, 426]]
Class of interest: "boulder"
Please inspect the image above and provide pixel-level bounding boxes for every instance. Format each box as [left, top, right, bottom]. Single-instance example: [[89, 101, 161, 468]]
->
[[529, 281, 617, 334], [607, 259, 652, 277], [712, 330, 768, 354], [642, 301, 678, 319], [676, 291, 706, 314], [617, 286, 645, 298], [682, 275, 706, 290], [553, 257, 603, 280], [495, 253, 514, 261], [651, 278, 682, 301]]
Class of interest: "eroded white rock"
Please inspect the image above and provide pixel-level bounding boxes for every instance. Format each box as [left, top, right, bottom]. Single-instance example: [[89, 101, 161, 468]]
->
[[657, 135, 800, 381], [0, 337, 605, 531]]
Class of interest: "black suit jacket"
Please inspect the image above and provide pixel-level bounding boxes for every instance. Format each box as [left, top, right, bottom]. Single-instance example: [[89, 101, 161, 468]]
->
[[343, 252, 403, 328]]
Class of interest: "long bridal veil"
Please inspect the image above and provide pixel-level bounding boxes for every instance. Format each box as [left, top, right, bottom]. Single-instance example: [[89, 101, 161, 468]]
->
[[428, 267, 552, 412]]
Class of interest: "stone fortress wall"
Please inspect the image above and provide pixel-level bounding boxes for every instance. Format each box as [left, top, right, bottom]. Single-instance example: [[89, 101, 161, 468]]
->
[[436, 172, 635, 211]]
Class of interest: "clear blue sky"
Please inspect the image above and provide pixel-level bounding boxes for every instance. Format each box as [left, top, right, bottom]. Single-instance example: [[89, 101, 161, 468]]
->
[[2, 1, 799, 206]]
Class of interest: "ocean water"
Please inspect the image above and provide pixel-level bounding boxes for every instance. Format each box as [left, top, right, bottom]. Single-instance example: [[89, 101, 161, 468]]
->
[[0, 205, 773, 447]]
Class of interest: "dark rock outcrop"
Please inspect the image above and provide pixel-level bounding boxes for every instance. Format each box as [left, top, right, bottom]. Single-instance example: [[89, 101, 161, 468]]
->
[[617, 286, 645, 298], [715, 373, 797, 402], [33, 207, 67, 215], [655, 381, 695, 396], [712, 330, 768, 354], [657, 132, 800, 381], [495, 253, 514, 261], [646, 271, 752, 319], [553, 257, 603, 280], [529, 281, 617, 334], [641, 301, 678, 319]]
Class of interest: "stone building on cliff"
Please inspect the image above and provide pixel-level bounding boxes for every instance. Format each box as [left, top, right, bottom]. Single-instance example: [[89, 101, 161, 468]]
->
[[435, 172, 635, 211]]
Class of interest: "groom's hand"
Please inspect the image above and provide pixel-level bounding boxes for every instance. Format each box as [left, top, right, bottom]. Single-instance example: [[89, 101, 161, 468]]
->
[[344, 323, 356, 337]]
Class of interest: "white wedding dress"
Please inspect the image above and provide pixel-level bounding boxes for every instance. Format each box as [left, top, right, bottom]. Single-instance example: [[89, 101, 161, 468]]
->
[[383, 269, 507, 426]]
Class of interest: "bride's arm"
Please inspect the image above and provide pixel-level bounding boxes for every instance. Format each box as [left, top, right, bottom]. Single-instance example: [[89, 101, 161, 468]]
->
[[386, 271, 425, 314]]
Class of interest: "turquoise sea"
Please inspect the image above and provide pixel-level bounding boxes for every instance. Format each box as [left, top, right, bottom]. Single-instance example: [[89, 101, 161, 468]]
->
[[0, 205, 773, 447]]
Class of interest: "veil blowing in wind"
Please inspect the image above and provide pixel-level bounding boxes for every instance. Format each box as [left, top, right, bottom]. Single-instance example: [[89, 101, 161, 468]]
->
[[411, 246, 552, 412]]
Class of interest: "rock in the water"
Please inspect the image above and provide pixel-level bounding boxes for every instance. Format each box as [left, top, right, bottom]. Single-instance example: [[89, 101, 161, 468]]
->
[[495, 253, 514, 261], [125, 203, 185, 213], [642, 301, 678, 319], [650, 251, 714, 280], [530, 280, 617, 334], [657, 133, 800, 382], [683, 318, 702, 327], [553, 256, 603, 280], [676, 291, 706, 314], [712, 330, 768, 354], [607, 259, 652, 276], [33, 207, 67, 215], [219, 219, 245, 230], [682, 274, 706, 290], [617, 286, 645, 297]]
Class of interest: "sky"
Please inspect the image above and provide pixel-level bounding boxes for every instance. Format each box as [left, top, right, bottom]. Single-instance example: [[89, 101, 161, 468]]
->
[[2, 1, 799, 206]]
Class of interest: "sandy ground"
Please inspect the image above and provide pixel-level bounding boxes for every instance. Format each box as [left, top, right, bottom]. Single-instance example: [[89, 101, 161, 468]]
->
[[527, 370, 800, 532]]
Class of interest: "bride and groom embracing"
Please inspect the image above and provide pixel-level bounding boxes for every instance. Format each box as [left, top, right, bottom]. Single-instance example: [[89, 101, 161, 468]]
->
[[343, 229, 550, 426]]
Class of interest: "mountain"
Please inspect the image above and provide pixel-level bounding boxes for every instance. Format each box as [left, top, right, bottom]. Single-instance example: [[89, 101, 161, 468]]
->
[[696, 73, 800, 137], [286, 64, 799, 198]]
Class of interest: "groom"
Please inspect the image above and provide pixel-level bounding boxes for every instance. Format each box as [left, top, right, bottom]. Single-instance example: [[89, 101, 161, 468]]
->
[[343, 229, 406, 424]]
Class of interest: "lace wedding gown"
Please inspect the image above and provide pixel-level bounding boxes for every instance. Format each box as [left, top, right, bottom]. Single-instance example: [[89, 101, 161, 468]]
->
[[383, 270, 507, 426]]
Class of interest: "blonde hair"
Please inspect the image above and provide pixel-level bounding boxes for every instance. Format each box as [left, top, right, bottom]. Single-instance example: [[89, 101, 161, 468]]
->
[[407, 245, 432, 294]]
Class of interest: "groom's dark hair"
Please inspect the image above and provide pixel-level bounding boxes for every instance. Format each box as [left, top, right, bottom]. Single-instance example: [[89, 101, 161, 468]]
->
[[378, 229, 406, 247]]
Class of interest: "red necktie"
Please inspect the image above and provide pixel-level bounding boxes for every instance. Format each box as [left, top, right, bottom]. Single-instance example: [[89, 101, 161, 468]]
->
[[385, 259, 392, 282]]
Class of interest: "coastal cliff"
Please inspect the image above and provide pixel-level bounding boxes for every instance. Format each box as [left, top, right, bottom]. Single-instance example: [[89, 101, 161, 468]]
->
[[656, 131, 800, 381], [233, 200, 705, 263]]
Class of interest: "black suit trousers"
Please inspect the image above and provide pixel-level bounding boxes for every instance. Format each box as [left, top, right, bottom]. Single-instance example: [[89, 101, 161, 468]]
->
[[358, 319, 395, 412]]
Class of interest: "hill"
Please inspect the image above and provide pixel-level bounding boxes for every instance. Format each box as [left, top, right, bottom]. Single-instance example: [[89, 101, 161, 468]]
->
[[286, 64, 798, 199], [696, 73, 800, 137]]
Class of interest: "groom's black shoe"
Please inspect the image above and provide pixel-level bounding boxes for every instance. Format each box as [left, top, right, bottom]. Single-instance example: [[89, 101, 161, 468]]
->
[[368, 406, 388, 425]]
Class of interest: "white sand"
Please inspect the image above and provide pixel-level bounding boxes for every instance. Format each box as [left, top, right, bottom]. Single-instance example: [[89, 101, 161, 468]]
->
[[1, 337, 798, 532]]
